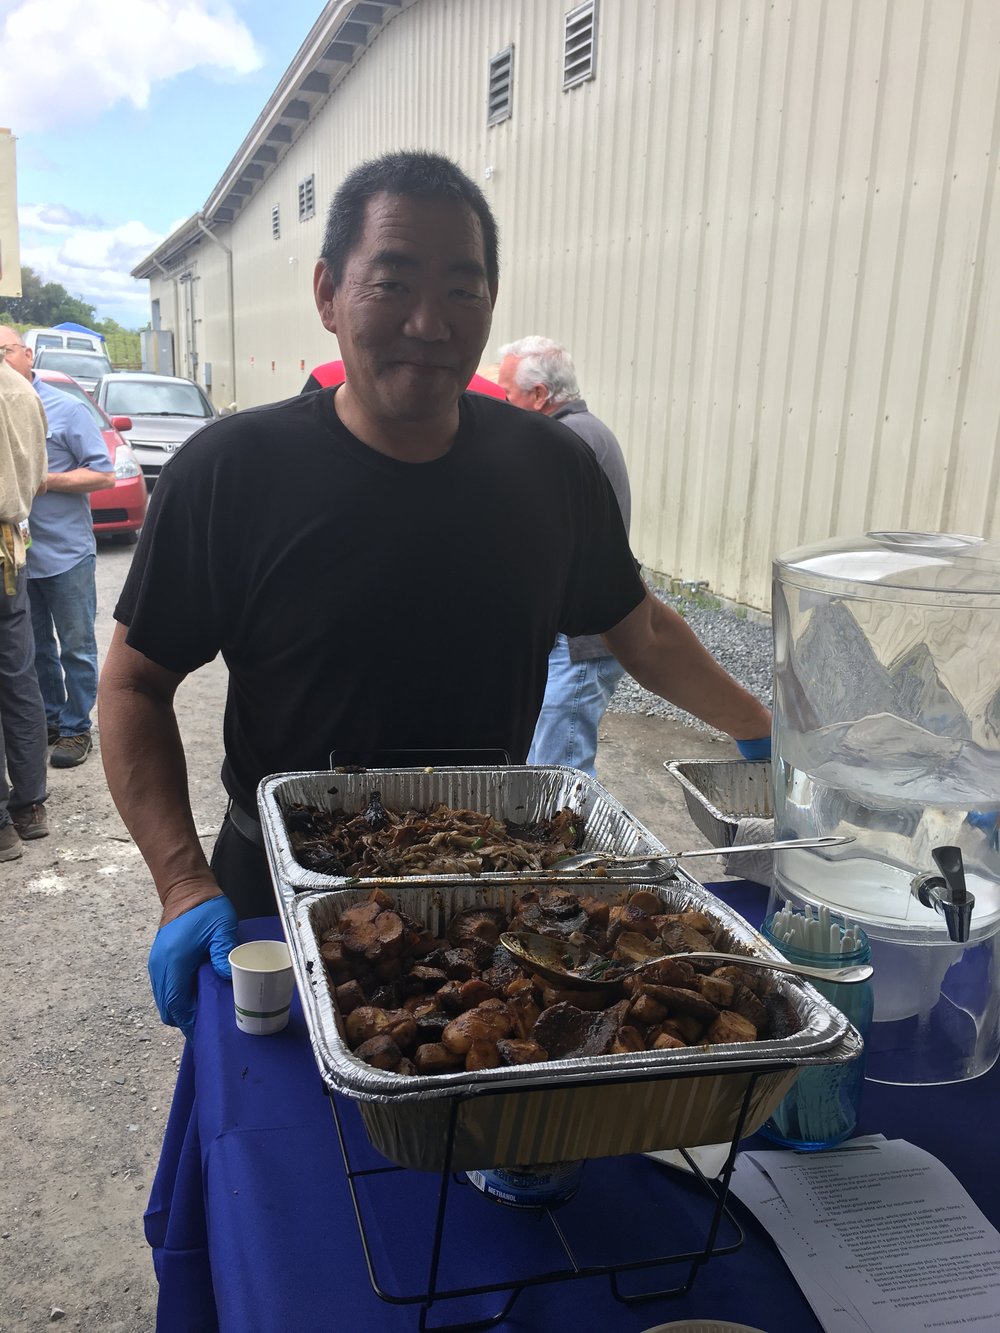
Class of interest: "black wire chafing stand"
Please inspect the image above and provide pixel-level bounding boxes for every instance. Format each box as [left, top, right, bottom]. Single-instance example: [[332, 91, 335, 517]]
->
[[327, 1058, 786, 1333]]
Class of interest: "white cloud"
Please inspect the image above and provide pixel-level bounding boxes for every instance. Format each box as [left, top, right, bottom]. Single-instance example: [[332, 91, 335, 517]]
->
[[19, 205, 165, 324], [18, 203, 107, 235], [0, 0, 263, 131]]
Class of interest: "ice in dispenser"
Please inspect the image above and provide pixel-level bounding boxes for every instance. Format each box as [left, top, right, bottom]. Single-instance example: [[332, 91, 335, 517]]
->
[[771, 531, 1000, 1085]]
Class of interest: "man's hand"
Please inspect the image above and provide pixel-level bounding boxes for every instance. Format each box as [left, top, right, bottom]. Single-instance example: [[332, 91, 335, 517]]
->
[[148, 897, 239, 1039]]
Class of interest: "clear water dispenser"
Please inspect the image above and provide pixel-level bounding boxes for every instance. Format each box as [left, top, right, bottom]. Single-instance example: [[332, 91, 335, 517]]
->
[[771, 532, 1000, 1084]]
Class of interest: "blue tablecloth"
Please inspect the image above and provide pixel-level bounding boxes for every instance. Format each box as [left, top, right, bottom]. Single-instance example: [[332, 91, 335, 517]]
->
[[145, 880, 1000, 1332]]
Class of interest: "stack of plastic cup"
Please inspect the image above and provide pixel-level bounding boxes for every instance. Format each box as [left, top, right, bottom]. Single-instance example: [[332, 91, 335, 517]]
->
[[757, 906, 873, 1151]]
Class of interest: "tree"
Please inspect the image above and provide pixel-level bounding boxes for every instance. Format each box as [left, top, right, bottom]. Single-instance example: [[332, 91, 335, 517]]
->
[[0, 266, 96, 328]]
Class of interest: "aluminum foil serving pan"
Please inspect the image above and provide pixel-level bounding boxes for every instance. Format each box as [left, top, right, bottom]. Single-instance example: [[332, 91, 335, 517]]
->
[[666, 760, 774, 848], [282, 875, 860, 1172], [257, 766, 671, 903]]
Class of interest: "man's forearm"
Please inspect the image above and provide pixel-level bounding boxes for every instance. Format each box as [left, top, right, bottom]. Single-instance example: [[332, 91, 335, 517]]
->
[[46, 467, 115, 494], [98, 642, 219, 926], [604, 594, 772, 740]]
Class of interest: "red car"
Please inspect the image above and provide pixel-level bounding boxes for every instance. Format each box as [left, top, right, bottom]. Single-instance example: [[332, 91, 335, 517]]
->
[[303, 359, 507, 398], [33, 368, 148, 541]]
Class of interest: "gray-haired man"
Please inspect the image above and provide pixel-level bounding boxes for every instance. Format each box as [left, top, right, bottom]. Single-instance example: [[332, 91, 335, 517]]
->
[[498, 336, 630, 776]]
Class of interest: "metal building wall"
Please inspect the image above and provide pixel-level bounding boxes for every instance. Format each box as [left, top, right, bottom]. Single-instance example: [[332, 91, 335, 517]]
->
[[145, 244, 234, 403], [217, 0, 1000, 609]]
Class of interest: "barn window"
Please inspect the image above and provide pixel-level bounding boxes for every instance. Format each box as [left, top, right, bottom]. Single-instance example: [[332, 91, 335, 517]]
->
[[563, 1, 598, 89], [271, 204, 281, 240], [297, 175, 316, 222], [487, 46, 514, 126]]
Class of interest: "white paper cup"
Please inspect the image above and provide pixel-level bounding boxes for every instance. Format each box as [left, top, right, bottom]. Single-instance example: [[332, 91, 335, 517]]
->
[[228, 940, 295, 1035]]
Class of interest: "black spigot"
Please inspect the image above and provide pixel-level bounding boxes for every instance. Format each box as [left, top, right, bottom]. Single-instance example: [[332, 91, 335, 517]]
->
[[911, 845, 974, 942]]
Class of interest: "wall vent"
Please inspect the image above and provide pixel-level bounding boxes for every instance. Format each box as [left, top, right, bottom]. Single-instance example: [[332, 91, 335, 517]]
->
[[487, 45, 514, 126], [297, 174, 316, 222], [564, 1, 598, 90]]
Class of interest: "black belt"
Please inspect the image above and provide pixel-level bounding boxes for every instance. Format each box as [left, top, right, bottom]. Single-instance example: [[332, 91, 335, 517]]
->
[[227, 798, 264, 847]]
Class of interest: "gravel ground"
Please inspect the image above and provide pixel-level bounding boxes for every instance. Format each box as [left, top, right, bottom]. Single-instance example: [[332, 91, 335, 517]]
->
[[1, 545, 227, 1333], [608, 584, 774, 732]]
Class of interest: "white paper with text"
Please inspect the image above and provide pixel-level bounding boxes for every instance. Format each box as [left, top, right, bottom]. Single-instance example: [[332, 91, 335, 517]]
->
[[737, 1139, 1000, 1333]]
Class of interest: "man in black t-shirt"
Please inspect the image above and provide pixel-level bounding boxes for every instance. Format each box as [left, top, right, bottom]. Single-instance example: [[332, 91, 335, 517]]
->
[[98, 150, 771, 1039]]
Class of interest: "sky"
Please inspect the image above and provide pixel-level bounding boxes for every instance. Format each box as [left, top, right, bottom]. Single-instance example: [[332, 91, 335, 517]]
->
[[0, 0, 330, 327]]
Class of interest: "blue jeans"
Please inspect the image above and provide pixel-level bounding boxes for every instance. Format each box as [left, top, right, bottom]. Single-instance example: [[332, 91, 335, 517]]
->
[[0, 564, 48, 820], [527, 635, 626, 777], [28, 554, 99, 737]]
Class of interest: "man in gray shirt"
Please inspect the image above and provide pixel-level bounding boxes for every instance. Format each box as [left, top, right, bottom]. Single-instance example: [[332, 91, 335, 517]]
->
[[498, 336, 630, 776]]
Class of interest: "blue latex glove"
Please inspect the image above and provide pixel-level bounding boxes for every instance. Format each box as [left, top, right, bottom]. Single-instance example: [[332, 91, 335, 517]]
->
[[148, 896, 239, 1039], [736, 735, 772, 761], [966, 809, 1000, 850]]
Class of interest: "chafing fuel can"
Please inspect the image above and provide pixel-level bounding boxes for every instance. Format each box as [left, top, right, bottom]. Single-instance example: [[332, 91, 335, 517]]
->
[[466, 1160, 584, 1209]]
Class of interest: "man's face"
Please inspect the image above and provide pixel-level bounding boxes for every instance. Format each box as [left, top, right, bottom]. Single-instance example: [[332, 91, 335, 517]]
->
[[0, 328, 32, 381], [314, 192, 496, 434], [498, 354, 550, 413]]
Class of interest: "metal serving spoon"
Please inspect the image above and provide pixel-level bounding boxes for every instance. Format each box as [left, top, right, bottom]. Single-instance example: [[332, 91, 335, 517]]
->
[[499, 930, 874, 992], [548, 834, 853, 875]]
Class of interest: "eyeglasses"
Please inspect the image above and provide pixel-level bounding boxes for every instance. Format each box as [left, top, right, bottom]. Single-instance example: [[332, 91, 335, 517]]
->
[[0, 343, 27, 355]]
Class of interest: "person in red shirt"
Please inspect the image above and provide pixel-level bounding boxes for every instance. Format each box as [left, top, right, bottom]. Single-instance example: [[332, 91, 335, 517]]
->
[[302, 358, 506, 399]]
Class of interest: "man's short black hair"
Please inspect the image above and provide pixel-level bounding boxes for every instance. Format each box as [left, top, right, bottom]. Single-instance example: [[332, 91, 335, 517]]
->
[[319, 150, 500, 290]]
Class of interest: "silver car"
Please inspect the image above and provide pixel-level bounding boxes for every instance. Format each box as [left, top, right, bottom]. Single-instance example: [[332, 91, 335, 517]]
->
[[32, 347, 113, 395], [93, 372, 217, 487]]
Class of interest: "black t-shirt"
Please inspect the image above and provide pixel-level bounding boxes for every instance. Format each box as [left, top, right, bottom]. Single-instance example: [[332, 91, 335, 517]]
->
[[115, 389, 645, 810]]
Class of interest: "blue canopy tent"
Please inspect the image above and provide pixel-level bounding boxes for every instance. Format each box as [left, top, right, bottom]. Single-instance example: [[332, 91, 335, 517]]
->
[[54, 321, 105, 342]]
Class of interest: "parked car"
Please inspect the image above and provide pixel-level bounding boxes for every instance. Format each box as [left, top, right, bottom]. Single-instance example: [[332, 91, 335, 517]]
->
[[25, 326, 106, 355], [33, 368, 148, 541], [32, 347, 113, 395], [93, 372, 217, 487]]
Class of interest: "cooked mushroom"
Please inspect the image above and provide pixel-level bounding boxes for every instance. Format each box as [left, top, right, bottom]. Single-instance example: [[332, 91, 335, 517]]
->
[[613, 931, 667, 963], [726, 982, 769, 1032], [607, 904, 657, 947], [658, 921, 717, 956], [610, 1025, 646, 1054], [354, 1034, 402, 1070], [651, 1032, 686, 1050], [641, 984, 720, 1025], [441, 1011, 495, 1056], [413, 1042, 464, 1074], [344, 1006, 392, 1047], [407, 965, 449, 990], [323, 887, 801, 1076], [705, 1011, 759, 1045], [532, 1001, 628, 1060], [446, 907, 506, 947], [692, 974, 736, 1007], [510, 889, 592, 941], [334, 979, 366, 1015], [627, 993, 669, 1028], [465, 1038, 502, 1072], [497, 1038, 549, 1065]]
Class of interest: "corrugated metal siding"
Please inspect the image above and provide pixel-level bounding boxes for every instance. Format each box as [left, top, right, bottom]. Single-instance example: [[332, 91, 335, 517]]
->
[[182, 0, 1000, 609]]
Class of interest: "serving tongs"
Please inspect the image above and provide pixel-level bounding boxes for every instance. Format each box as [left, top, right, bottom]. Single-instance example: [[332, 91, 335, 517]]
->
[[547, 834, 853, 877], [500, 929, 874, 992]]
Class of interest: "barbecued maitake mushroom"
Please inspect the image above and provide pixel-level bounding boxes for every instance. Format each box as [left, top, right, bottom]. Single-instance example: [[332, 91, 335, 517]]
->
[[322, 885, 799, 1076]]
